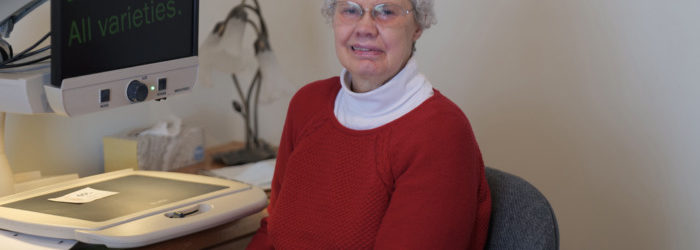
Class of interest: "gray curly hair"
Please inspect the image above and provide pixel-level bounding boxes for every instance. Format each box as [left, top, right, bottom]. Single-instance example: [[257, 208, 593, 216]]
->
[[321, 0, 437, 30]]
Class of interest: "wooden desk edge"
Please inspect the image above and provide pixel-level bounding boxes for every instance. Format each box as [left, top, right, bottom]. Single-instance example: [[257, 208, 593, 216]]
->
[[145, 141, 267, 249]]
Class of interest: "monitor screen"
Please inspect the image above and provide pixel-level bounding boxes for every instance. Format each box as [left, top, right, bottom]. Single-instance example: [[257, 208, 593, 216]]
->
[[51, 0, 198, 87]]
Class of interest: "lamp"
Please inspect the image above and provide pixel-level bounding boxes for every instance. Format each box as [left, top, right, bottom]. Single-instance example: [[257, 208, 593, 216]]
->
[[199, 0, 291, 166]]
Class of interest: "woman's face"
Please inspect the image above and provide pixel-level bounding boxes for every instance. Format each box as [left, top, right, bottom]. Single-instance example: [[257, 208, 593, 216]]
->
[[332, 0, 422, 87]]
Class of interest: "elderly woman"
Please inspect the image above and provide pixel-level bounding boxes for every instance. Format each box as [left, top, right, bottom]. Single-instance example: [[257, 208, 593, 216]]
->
[[248, 0, 491, 249]]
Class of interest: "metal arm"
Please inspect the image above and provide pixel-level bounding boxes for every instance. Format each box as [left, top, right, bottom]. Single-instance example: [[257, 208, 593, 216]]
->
[[0, 0, 47, 38]]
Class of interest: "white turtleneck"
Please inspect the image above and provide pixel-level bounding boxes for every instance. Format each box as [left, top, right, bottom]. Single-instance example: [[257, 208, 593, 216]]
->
[[334, 58, 435, 130]]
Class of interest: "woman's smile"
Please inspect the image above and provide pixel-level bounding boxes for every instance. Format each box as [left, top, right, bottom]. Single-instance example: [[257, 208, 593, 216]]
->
[[350, 44, 384, 58]]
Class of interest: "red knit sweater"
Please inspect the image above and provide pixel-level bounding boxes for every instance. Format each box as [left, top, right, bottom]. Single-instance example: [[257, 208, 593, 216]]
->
[[248, 77, 491, 249]]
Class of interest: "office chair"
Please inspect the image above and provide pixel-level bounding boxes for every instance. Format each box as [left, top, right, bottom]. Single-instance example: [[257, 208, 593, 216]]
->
[[484, 167, 559, 250]]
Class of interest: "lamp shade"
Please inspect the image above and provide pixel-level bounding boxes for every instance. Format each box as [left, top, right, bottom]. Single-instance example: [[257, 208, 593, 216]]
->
[[220, 16, 247, 61], [256, 50, 295, 105], [198, 17, 251, 86]]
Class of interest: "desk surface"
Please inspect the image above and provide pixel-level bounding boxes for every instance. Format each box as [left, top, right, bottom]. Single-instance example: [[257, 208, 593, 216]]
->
[[74, 141, 268, 250], [175, 141, 245, 174]]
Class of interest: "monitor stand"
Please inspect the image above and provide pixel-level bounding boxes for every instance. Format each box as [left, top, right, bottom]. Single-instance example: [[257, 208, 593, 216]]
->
[[0, 112, 15, 196]]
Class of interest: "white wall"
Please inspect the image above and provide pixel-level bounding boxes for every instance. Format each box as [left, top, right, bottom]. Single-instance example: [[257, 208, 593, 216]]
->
[[418, 1, 700, 249], [3, 0, 700, 249]]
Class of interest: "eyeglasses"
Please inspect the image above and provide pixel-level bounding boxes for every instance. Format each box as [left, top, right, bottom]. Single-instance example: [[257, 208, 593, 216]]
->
[[334, 1, 414, 26]]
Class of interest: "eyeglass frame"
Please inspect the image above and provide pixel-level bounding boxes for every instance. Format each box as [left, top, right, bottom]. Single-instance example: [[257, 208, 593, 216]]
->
[[332, 1, 416, 26]]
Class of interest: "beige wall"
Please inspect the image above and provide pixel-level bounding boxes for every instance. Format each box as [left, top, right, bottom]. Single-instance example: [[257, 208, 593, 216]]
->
[[4, 0, 700, 249]]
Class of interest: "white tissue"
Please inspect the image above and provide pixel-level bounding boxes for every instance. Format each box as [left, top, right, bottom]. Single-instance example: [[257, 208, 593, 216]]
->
[[138, 117, 182, 137], [132, 117, 204, 171]]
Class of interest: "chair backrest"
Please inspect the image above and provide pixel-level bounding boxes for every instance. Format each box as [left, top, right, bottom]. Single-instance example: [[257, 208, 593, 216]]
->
[[484, 167, 559, 250]]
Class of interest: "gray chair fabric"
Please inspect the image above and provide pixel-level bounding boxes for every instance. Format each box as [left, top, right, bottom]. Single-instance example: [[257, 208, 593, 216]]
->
[[484, 167, 559, 250]]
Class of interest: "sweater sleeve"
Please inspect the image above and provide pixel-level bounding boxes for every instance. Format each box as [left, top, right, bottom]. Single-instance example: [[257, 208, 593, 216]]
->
[[374, 110, 490, 249], [247, 79, 337, 249], [246, 91, 297, 250]]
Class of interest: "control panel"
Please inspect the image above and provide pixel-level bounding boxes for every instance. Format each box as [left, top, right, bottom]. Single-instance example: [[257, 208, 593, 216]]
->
[[45, 56, 197, 117]]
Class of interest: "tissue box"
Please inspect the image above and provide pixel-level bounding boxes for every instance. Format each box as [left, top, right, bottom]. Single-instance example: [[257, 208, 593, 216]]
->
[[103, 125, 205, 172]]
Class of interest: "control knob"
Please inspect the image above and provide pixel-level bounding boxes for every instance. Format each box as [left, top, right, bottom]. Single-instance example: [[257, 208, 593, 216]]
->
[[126, 80, 149, 103]]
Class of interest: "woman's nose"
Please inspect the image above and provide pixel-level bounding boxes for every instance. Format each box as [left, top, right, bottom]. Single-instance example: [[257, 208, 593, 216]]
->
[[354, 12, 379, 38]]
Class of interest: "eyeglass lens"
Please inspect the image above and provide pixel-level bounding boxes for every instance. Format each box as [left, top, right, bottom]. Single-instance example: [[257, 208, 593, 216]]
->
[[335, 1, 412, 24]]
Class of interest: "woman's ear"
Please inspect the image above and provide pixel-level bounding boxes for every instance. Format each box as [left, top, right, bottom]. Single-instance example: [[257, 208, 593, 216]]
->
[[413, 27, 423, 42]]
